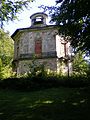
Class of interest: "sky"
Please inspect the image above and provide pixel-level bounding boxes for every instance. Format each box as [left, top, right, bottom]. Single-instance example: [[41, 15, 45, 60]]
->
[[4, 0, 56, 35]]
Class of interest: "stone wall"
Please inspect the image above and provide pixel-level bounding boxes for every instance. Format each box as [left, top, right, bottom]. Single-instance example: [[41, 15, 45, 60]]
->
[[13, 25, 72, 75], [14, 27, 58, 61], [17, 58, 57, 74]]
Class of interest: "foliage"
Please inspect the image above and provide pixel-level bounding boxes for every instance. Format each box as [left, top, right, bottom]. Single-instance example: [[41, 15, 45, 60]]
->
[[0, 29, 14, 79], [51, 0, 90, 55], [40, 0, 90, 55], [27, 56, 47, 78], [0, 0, 34, 28], [0, 74, 89, 91], [72, 51, 89, 76]]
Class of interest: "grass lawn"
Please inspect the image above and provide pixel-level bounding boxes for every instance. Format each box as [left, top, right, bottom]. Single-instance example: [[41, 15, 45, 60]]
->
[[0, 87, 90, 120]]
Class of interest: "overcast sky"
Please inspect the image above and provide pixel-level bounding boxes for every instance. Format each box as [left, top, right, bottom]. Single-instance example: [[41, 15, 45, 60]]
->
[[4, 0, 56, 35]]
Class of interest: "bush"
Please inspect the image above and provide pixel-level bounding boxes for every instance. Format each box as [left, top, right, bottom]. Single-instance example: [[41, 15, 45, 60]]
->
[[0, 74, 90, 91]]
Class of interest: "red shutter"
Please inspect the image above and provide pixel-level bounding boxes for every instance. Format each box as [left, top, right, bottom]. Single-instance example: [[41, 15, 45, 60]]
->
[[35, 40, 42, 56]]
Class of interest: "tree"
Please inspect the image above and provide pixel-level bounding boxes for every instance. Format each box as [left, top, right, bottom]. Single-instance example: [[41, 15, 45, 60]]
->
[[0, 0, 33, 28], [0, 29, 14, 79], [72, 51, 89, 76], [0, 0, 35, 78], [47, 0, 90, 55]]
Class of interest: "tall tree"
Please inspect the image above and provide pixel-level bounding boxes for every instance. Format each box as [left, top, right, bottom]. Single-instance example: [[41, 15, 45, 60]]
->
[[50, 0, 90, 55], [0, 0, 33, 28]]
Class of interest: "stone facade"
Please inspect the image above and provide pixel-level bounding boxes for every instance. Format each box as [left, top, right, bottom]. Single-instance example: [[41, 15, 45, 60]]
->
[[12, 12, 72, 75], [16, 58, 57, 74]]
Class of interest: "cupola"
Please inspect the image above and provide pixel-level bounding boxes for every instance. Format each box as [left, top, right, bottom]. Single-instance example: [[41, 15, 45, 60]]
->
[[30, 12, 48, 26]]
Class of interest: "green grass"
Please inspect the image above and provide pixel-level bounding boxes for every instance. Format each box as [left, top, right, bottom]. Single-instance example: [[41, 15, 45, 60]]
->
[[0, 87, 90, 120]]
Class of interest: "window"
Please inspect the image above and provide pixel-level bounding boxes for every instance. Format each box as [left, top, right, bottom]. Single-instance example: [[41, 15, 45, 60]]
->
[[61, 42, 68, 57], [33, 17, 43, 25], [36, 17, 43, 22], [35, 40, 42, 56], [24, 44, 28, 54]]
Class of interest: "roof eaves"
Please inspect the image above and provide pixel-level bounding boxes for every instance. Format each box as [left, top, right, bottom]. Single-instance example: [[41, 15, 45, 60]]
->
[[11, 25, 59, 38]]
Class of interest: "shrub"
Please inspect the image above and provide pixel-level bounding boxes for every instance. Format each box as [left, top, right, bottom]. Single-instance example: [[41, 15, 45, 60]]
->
[[0, 74, 89, 91]]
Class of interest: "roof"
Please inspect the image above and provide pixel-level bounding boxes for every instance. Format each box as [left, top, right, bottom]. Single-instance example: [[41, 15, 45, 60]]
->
[[11, 24, 59, 39], [30, 12, 48, 19]]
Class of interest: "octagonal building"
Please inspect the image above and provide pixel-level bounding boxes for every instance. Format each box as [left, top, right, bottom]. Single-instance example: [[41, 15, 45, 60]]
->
[[12, 12, 72, 75]]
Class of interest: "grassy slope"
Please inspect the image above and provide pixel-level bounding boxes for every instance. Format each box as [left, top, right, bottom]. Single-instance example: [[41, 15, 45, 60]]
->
[[0, 87, 90, 120]]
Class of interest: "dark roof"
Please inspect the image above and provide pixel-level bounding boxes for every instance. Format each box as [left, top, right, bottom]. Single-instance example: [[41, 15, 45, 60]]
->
[[11, 25, 59, 39]]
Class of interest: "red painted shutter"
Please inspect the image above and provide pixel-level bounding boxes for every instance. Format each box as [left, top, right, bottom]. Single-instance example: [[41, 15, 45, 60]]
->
[[35, 40, 42, 55]]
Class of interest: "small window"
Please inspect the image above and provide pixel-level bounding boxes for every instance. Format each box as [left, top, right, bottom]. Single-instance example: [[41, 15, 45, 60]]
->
[[61, 42, 68, 57], [33, 17, 43, 25], [36, 17, 42, 21]]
